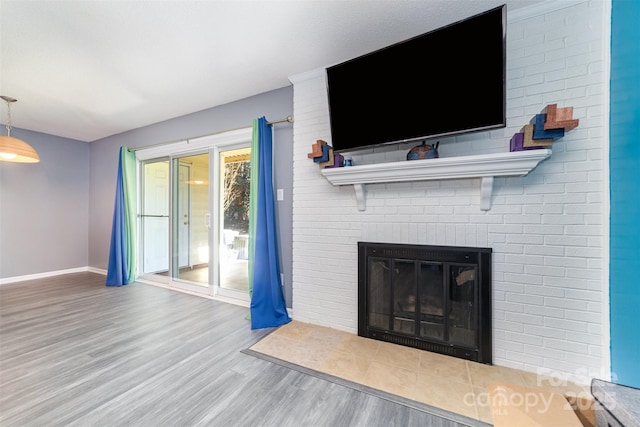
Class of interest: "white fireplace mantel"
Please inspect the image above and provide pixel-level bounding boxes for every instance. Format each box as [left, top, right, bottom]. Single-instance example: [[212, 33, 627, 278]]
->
[[320, 149, 552, 211]]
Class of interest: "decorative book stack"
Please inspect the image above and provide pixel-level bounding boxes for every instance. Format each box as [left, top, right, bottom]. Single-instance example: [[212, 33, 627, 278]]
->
[[307, 139, 344, 168], [510, 104, 579, 152]]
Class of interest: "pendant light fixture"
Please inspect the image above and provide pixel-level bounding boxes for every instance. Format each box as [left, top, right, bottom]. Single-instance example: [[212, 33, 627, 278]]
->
[[0, 95, 40, 163]]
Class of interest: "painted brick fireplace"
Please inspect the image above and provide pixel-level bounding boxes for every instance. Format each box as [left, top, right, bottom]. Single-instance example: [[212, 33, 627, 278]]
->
[[289, 1, 608, 385]]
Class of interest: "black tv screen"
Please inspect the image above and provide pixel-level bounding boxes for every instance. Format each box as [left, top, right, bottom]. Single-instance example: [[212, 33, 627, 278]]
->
[[326, 5, 506, 153]]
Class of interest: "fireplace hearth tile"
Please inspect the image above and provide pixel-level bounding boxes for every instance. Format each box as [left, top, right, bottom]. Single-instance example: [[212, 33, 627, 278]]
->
[[415, 373, 477, 419], [304, 323, 350, 347], [321, 350, 372, 384], [271, 319, 316, 340], [333, 333, 381, 360], [248, 320, 592, 425], [362, 361, 417, 400], [249, 332, 293, 357], [467, 362, 529, 389], [473, 385, 495, 424], [374, 340, 422, 370], [285, 345, 333, 371], [419, 350, 471, 385], [252, 332, 332, 371]]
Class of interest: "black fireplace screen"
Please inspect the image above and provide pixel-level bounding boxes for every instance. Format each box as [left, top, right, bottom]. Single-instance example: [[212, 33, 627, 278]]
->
[[359, 242, 492, 364]]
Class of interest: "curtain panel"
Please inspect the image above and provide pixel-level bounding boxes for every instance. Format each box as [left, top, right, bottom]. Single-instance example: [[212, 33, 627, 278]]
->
[[248, 117, 291, 328], [106, 146, 137, 286]]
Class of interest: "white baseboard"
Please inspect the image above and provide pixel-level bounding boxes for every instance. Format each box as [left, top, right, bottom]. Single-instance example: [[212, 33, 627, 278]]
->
[[0, 266, 106, 285]]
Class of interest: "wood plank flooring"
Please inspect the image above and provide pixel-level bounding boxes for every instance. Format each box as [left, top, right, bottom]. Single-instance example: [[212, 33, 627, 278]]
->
[[1, 272, 483, 426]]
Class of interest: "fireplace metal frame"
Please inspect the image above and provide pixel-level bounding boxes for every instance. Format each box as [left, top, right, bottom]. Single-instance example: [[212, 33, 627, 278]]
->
[[358, 242, 492, 364]]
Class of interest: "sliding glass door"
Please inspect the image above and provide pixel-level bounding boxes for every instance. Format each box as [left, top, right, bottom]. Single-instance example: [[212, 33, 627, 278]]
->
[[141, 159, 170, 277], [217, 147, 250, 299], [139, 152, 210, 294], [171, 153, 210, 290], [138, 142, 251, 303]]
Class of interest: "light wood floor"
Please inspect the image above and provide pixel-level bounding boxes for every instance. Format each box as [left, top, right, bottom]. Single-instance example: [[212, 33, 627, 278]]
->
[[1, 272, 483, 427]]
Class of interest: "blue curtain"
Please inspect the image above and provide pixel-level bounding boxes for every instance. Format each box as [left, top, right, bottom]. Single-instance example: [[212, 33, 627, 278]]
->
[[249, 117, 291, 329], [106, 147, 136, 286]]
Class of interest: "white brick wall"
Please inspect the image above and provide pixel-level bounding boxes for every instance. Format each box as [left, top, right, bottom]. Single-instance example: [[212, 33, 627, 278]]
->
[[290, 1, 608, 384]]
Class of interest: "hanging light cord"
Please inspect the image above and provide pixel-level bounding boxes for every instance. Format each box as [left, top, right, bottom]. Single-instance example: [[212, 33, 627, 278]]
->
[[5, 102, 13, 137], [1, 96, 17, 137]]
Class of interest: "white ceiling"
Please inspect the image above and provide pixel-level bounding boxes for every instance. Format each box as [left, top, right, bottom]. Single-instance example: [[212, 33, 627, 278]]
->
[[1, 0, 543, 142]]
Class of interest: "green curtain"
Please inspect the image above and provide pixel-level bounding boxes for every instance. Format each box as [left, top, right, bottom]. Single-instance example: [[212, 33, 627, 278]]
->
[[122, 147, 137, 282], [106, 146, 137, 286], [247, 120, 260, 300]]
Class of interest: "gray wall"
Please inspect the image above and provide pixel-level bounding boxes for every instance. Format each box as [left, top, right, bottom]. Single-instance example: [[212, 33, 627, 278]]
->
[[89, 86, 294, 306], [0, 128, 89, 278]]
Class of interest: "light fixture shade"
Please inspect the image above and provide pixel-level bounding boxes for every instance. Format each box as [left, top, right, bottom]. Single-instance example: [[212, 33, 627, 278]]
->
[[0, 135, 40, 163]]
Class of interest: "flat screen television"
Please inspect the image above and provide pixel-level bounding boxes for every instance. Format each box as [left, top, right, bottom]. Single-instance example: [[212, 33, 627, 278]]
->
[[326, 5, 506, 153]]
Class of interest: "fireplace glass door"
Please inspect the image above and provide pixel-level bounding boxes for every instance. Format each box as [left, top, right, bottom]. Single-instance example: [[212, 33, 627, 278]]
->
[[368, 258, 477, 348], [359, 242, 491, 364], [448, 264, 477, 348], [419, 262, 445, 341]]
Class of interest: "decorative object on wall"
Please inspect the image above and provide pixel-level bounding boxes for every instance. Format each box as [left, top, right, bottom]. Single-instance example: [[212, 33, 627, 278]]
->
[[307, 139, 327, 158], [326, 152, 344, 168], [510, 104, 579, 152], [510, 132, 545, 151], [522, 124, 553, 148], [407, 140, 439, 160], [308, 139, 344, 168], [312, 142, 331, 164], [0, 95, 40, 163], [319, 151, 335, 168], [544, 104, 579, 131], [531, 114, 565, 140]]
